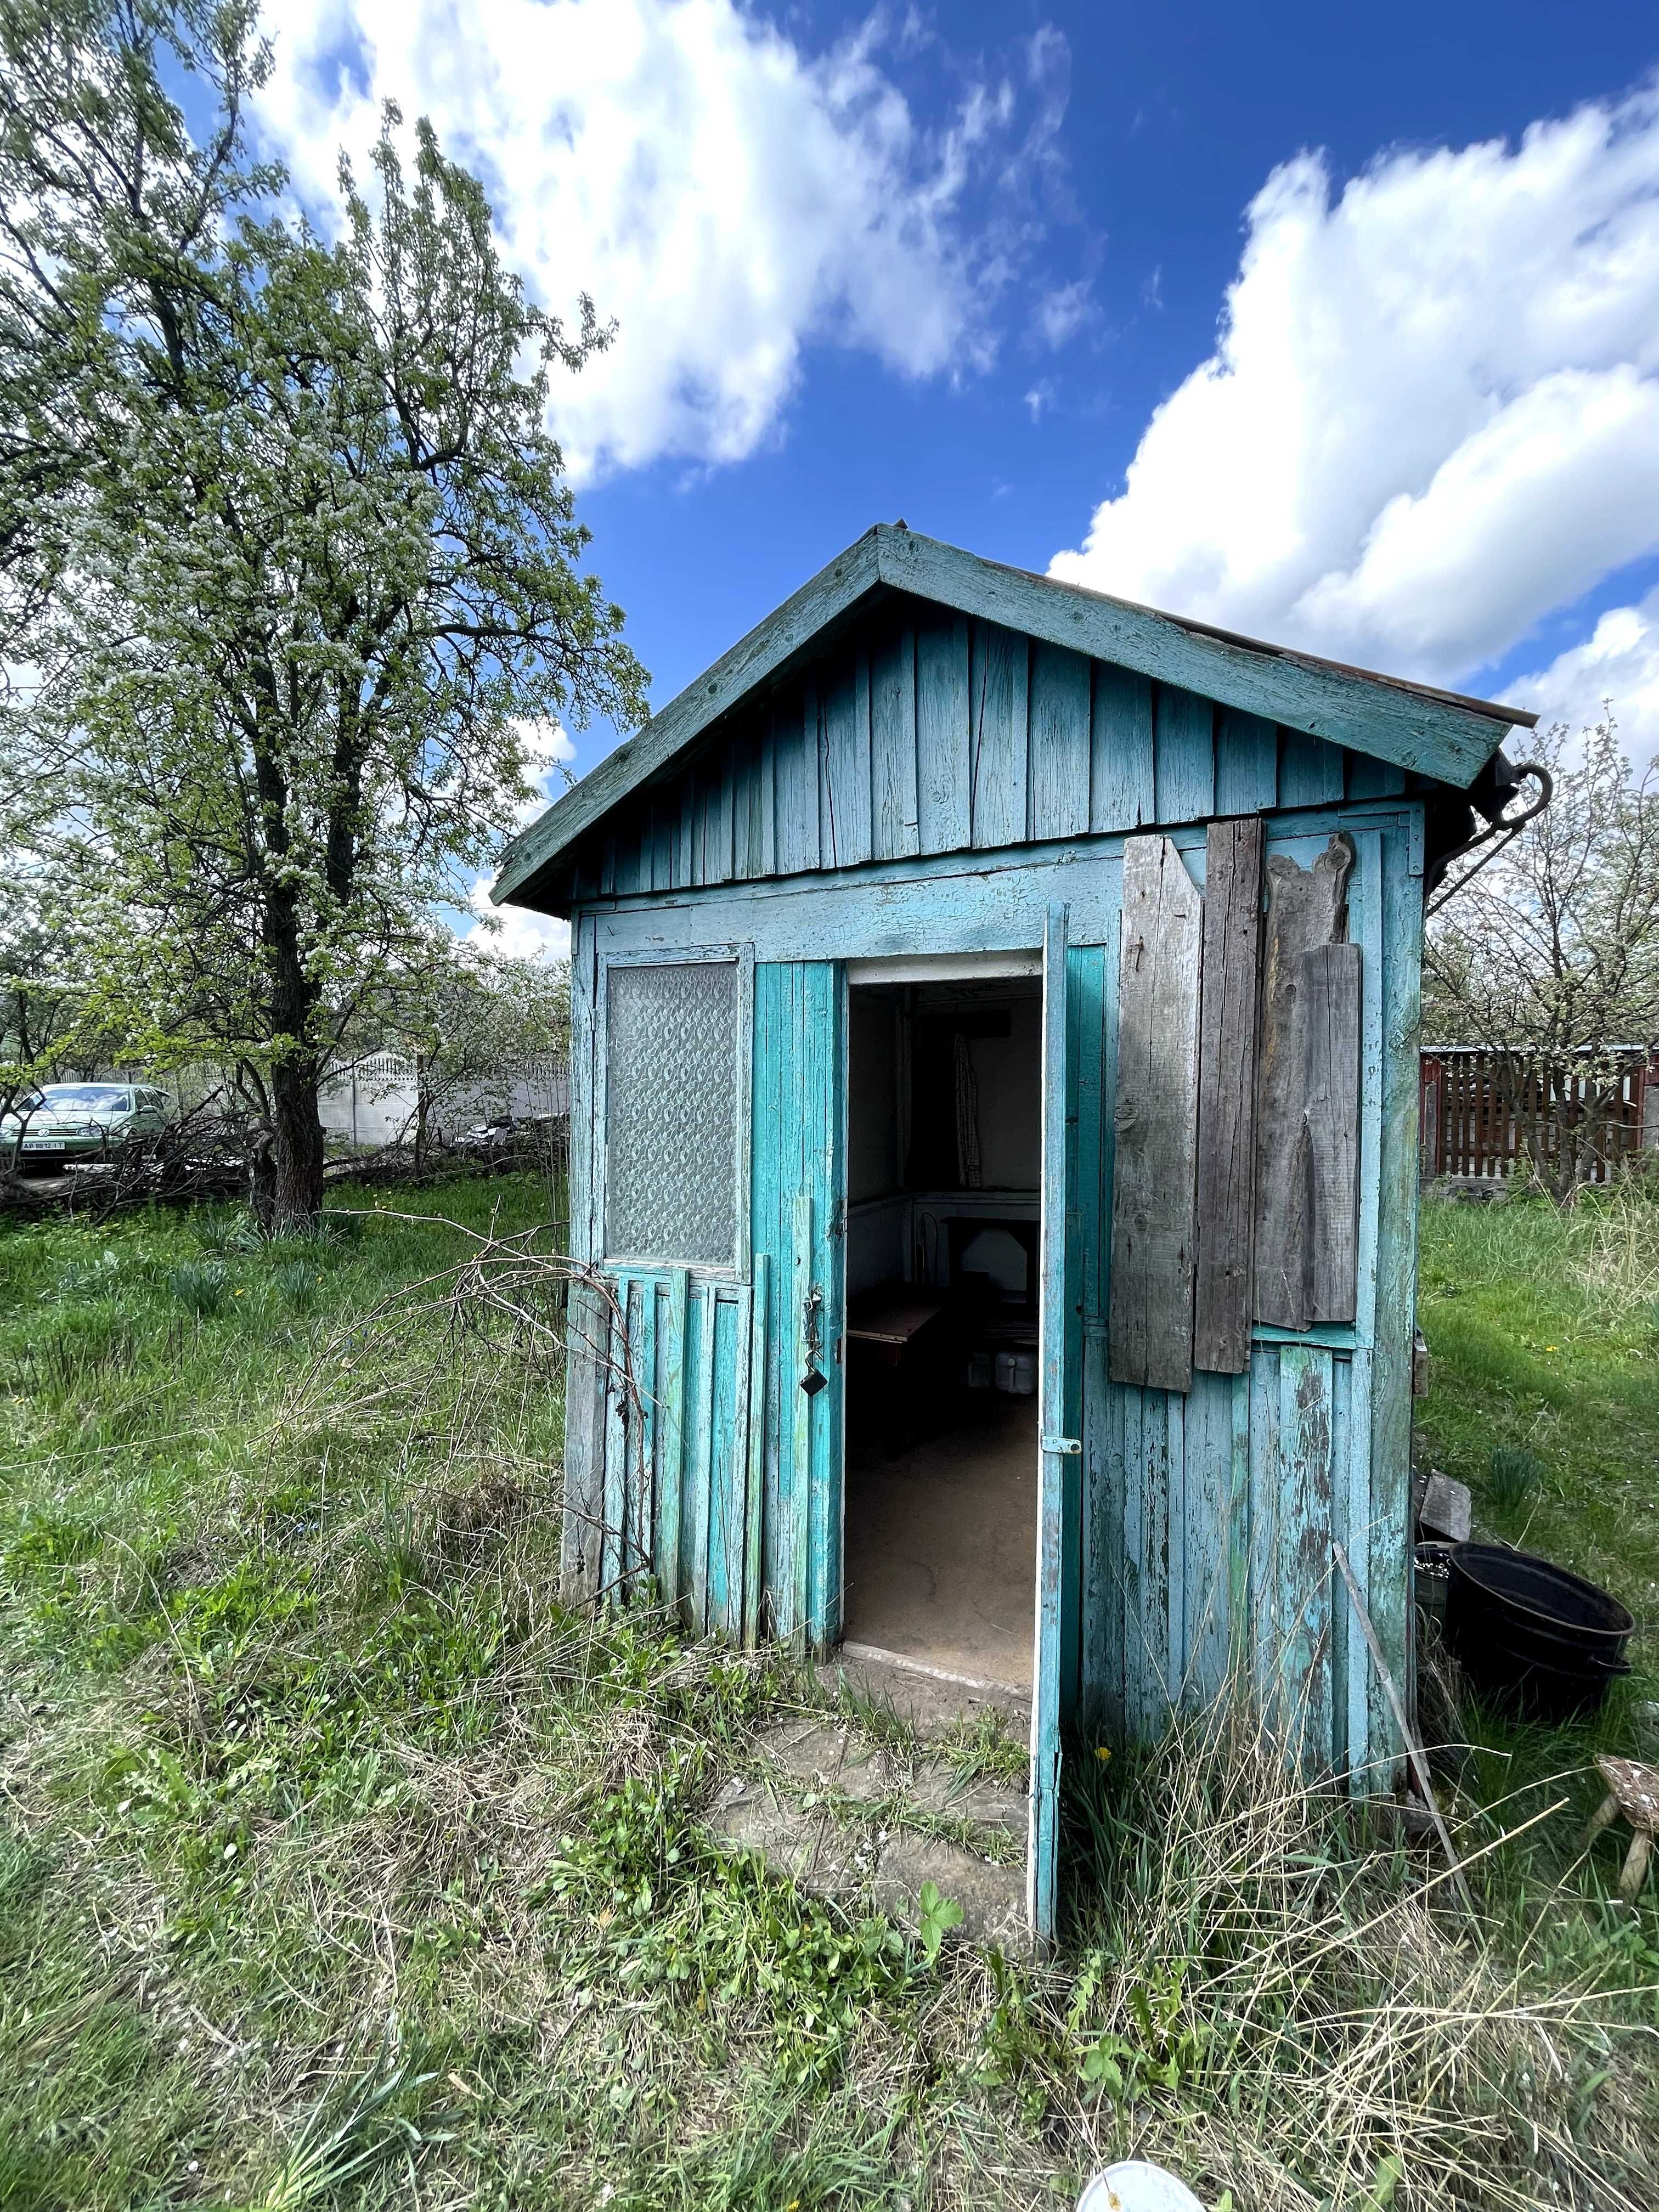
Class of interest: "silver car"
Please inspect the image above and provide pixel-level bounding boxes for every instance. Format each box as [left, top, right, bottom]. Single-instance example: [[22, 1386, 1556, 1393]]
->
[[2, 1083, 171, 1170]]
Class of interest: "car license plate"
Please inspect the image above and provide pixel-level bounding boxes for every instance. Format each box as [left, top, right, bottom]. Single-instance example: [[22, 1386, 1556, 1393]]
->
[[21, 1139, 64, 1151]]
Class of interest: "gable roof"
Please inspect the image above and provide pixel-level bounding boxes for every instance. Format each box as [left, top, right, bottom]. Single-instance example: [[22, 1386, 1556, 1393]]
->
[[493, 523, 1534, 908]]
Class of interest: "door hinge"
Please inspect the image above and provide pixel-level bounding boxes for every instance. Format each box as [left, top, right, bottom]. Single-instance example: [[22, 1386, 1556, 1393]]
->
[[1041, 1435, 1081, 1455]]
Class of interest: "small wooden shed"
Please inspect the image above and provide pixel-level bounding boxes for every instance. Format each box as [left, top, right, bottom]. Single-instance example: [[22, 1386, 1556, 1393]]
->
[[494, 525, 1534, 1944]]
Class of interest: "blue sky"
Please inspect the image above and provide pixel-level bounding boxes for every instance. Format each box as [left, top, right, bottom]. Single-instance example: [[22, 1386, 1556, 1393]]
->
[[250, 0, 1659, 948]]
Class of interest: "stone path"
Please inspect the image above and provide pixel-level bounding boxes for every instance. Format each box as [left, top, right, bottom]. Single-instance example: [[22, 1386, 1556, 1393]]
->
[[703, 1689, 1031, 1951]]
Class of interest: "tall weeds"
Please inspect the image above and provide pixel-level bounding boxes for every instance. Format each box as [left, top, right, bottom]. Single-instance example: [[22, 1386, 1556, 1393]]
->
[[1006, 1690, 1659, 2210]]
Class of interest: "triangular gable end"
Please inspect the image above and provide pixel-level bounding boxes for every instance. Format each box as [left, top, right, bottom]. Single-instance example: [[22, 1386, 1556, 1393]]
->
[[494, 524, 1531, 910]]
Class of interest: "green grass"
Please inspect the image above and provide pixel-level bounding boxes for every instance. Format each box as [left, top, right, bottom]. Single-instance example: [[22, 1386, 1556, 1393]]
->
[[0, 1175, 1655, 2209]]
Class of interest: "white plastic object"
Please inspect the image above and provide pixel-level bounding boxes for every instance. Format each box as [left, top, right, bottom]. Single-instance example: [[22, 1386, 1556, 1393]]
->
[[1076, 2161, 1206, 2212]]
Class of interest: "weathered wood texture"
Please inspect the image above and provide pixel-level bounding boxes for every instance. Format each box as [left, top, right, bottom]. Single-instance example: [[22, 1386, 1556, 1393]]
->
[[1066, 823, 1410, 1795], [1193, 817, 1264, 1373], [1254, 835, 1357, 1329], [1031, 902, 1075, 1950], [1109, 836, 1203, 1393], [1302, 943, 1362, 1323], [554, 601, 1401, 909], [565, 1269, 760, 1639], [498, 523, 1519, 903]]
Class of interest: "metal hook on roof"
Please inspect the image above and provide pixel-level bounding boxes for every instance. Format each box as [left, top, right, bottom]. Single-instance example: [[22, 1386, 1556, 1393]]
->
[[1425, 760, 1553, 918]]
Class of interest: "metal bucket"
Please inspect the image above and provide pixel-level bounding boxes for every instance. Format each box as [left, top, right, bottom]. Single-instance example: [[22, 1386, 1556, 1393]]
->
[[1443, 1542, 1634, 1719]]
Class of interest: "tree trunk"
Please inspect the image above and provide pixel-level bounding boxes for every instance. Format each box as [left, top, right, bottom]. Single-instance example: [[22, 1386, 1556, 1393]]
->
[[268, 1054, 325, 1229]]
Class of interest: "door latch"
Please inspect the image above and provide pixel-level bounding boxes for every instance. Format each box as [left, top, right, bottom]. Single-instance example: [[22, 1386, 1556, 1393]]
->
[[1041, 1435, 1082, 1455]]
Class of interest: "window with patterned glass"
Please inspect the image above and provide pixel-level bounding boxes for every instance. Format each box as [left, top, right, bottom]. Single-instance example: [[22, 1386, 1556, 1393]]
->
[[603, 958, 740, 1266]]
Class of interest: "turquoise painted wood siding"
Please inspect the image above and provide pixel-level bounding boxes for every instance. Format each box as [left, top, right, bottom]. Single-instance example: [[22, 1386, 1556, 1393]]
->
[[572, 594, 1410, 905], [563, 958, 845, 1654], [561, 628, 1427, 1835], [567, 1268, 763, 1641], [1062, 817, 1415, 1785], [751, 960, 845, 1648]]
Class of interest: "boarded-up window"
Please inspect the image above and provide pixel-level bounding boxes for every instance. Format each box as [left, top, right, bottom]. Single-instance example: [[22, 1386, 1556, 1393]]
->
[[605, 960, 739, 1266]]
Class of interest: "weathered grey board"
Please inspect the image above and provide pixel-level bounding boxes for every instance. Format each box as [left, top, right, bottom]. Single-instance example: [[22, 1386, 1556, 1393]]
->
[[1303, 942, 1362, 1323], [1194, 817, 1264, 1373], [1254, 834, 1356, 1329], [1109, 834, 1203, 1393]]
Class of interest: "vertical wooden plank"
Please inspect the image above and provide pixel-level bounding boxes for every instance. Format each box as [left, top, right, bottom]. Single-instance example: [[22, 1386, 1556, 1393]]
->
[[601, 1278, 628, 1600], [1254, 834, 1355, 1329], [1072, 946, 1108, 1324], [1120, 1385, 1146, 1734], [1030, 900, 1071, 1951], [757, 716, 777, 879], [1152, 684, 1216, 825], [775, 689, 819, 877], [1060, 945, 1089, 1724], [822, 653, 872, 869], [1368, 813, 1425, 1783], [560, 1280, 607, 1607], [1348, 833, 1386, 1346], [628, 1276, 657, 1595], [707, 1290, 742, 1638], [676, 778, 695, 889], [1278, 731, 1346, 809], [791, 1183, 813, 1649], [687, 1282, 718, 1634], [713, 751, 735, 887], [1164, 1387, 1186, 1697], [1213, 709, 1278, 816], [811, 961, 845, 1649], [568, 913, 598, 1262], [915, 611, 971, 855], [743, 1254, 769, 1651], [655, 1270, 689, 1615], [970, 622, 1030, 851], [1029, 641, 1093, 844], [1108, 834, 1203, 1392], [1343, 1346, 1374, 1790], [1090, 663, 1154, 832], [1227, 1367, 1252, 1671], [1277, 1345, 1335, 1768], [1246, 1347, 1281, 1716], [1304, 942, 1363, 1323], [1181, 1369, 1233, 1705], [870, 626, 919, 861], [1080, 1337, 1120, 1741], [1346, 752, 1406, 801], [1194, 817, 1264, 1372]]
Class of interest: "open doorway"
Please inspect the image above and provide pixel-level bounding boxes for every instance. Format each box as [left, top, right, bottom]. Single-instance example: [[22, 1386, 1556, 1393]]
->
[[841, 970, 1043, 1691]]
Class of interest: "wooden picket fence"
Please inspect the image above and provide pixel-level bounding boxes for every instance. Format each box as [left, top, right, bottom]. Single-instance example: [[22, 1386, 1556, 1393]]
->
[[1420, 1047, 1659, 1183]]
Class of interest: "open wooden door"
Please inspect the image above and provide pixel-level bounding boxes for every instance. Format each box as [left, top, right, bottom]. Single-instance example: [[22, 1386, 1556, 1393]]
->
[[1030, 901, 1081, 1948]]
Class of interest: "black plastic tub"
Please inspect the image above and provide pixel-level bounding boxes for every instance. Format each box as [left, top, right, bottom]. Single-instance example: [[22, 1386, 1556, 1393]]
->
[[1443, 1543, 1634, 1719]]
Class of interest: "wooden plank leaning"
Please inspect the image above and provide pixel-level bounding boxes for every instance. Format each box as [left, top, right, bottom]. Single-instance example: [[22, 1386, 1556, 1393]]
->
[[1194, 816, 1264, 1373], [1109, 833, 1203, 1393], [1254, 834, 1355, 1329]]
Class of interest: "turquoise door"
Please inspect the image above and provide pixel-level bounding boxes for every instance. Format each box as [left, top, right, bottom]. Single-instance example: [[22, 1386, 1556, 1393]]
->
[[1030, 902, 1084, 1949], [751, 959, 846, 1650]]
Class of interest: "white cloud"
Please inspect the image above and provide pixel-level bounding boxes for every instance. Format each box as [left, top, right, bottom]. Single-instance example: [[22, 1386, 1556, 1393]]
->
[[1036, 277, 1091, 348], [1506, 588, 1659, 771], [257, 0, 1059, 475], [460, 872, 572, 963], [1051, 86, 1659, 690]]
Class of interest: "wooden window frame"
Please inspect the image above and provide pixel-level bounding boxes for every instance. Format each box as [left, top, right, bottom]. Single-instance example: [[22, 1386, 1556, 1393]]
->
[[593, 941, 755, 1281]]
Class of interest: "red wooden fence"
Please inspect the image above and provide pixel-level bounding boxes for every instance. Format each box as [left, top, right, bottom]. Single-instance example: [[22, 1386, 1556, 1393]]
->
[[1420, 1048, 1659, 1182]]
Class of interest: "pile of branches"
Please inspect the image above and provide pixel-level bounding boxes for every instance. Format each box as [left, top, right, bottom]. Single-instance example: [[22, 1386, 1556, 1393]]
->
[[0, 1096, 256, 1218]]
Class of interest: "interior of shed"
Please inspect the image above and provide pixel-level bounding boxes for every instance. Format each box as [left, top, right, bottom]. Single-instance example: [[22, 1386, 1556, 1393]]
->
[[841, 975, 1042, 1692]]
